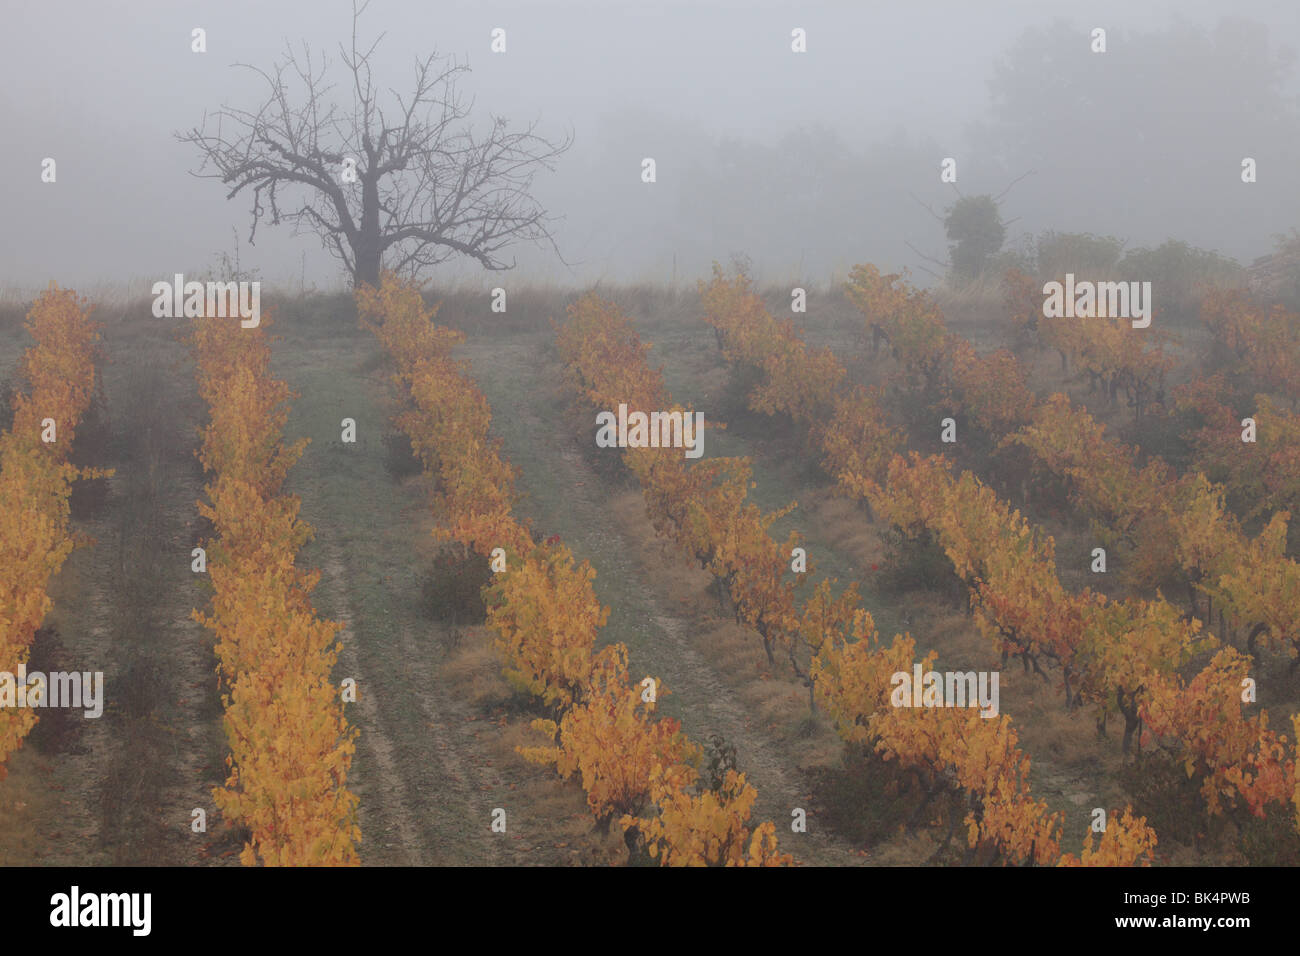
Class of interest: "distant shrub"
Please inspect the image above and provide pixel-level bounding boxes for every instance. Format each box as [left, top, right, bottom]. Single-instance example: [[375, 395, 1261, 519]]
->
[[1119, 240, 1243, 324], [382, 427, 423, 481], [420, 544, 491, 627], [808, 746, 929, 849], [1035, 231, 1125, 278], [944, 195, 1006, 279], [877, 526, 964, 604], [986, 247, 1035, 277], [1267, 229, 1300, 310]]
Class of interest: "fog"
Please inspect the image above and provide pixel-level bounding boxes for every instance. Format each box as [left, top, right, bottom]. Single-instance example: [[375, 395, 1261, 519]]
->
[[2, 0, 1297, 294]]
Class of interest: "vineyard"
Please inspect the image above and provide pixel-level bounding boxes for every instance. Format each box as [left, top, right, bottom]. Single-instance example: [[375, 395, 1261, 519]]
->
[[1, 258, 1297, 869]]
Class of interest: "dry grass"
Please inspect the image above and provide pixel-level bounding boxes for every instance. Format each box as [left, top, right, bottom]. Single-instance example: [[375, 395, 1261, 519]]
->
[[931, 273, 1012, 329]]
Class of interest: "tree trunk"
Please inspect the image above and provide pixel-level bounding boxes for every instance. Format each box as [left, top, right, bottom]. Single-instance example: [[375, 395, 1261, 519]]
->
[[354, 173, 383, 287], [623, 824, 642, 861], [356, 244, 382, 287], [1118, 686, 1140, 756], [1246, 622, 1266, 657]]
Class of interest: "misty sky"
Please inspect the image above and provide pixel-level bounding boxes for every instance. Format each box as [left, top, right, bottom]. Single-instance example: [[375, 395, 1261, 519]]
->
[[2, 0, 1297, 295]]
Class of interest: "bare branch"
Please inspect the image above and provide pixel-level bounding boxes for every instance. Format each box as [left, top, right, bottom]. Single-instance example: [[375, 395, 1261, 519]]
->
[[909, 192, 946, 225], [993, 169, 1036, 203], [175, 0, 570, 287], [904, 240, 950, 276]]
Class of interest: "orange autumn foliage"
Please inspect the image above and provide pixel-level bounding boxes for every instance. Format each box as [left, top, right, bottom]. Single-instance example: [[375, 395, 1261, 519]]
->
[[360, 271, 790, 866], [191, 309, 359, 866], [0, 284, 108, 775], [561, 289, 1150, 865], [628, 762, 792, 867]]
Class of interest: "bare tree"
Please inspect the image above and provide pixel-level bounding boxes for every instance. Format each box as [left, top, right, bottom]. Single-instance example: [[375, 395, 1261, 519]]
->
[[177, 1, 572, 288]]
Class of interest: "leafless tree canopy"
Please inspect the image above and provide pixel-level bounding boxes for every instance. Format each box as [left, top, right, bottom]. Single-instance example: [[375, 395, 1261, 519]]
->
[[177, 1, 572, 287]]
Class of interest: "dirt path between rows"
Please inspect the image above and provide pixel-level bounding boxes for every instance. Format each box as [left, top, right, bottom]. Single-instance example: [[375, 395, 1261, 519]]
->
[[279, 340, 614, 865], [1, 331, 227, 866], [460, 333, 868, 866], [683, 328, 1117, 847]]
